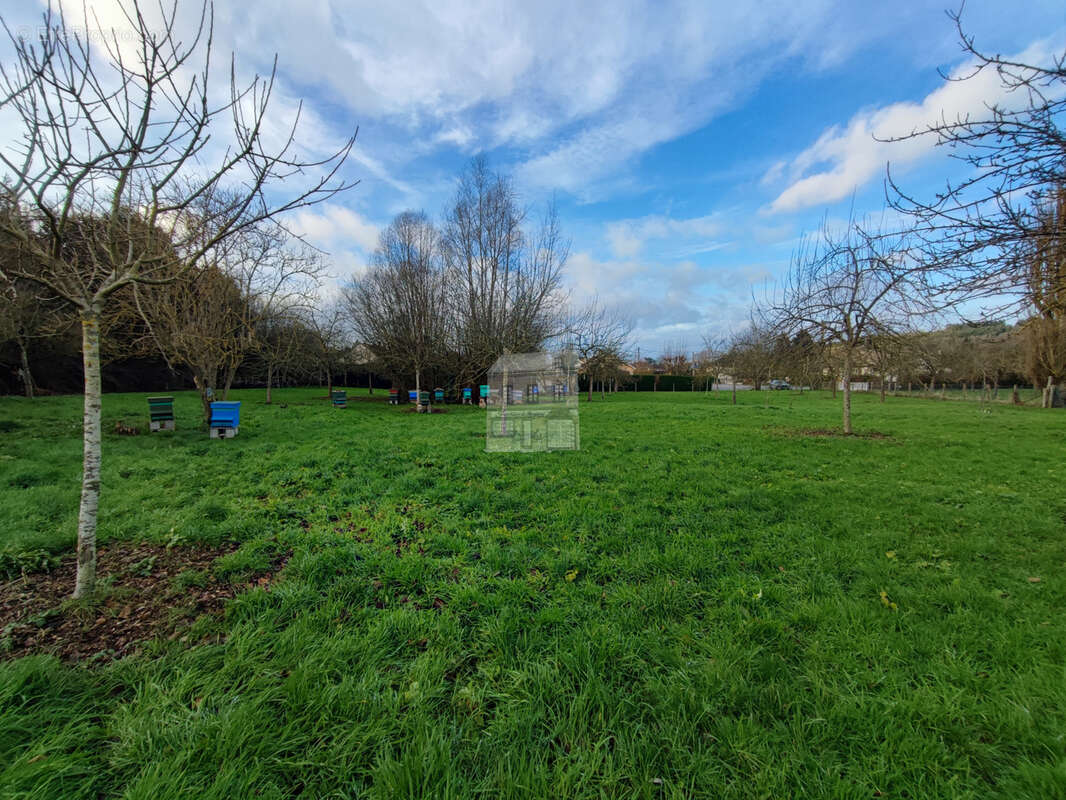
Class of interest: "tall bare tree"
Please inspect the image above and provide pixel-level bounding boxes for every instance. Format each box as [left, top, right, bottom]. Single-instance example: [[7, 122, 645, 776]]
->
[[442, 158, 568, 385], [0, 1, 356, 597], [346, 211, 450, 406]]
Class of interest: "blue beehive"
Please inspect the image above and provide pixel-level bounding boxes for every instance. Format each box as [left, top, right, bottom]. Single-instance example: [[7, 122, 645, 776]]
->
[[209, 401, 241, 438], [462, 387, 472, 403], [408, 390, 418, 402]]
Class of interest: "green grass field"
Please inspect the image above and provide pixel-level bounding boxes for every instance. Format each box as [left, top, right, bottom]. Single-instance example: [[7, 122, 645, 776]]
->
[[1, 388, 1064, 798]]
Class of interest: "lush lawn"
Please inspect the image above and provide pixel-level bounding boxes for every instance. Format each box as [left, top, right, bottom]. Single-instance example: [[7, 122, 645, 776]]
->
[[0, 388, 1064, 799]]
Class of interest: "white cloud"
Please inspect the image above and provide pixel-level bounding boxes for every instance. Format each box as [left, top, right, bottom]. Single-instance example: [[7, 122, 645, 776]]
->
[[433, 126, 476, 149], [289, 204, 381, 253], [766, 41, 1060, 214], [564, 249, 777, 353], [190, 0, 894, 197], [605, 214, 725, 259]]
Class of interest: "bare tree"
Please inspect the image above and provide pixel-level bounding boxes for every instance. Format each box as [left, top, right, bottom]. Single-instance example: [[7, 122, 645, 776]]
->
[[865, 325, 905, 402], [567, 299, 632, 401], [255, 300, 307, 404], [781, 329, 826, 393], [1017, 187, 1066, 406], [133, 217, 326, 420], [0, 1, 356, 597], [346, 211, 450, 407], [727, 324, 777, 395], [696, 335, 728, 392], [761, 224, 928, 433], [442, 158, 568, 386], [129, 256, 244, 419], [888, 14, 1066, 401], [216, 219, 325, 399], [305, 297, 350, 399], [0, 261, 72, 397], [658, 342, 691, 377]]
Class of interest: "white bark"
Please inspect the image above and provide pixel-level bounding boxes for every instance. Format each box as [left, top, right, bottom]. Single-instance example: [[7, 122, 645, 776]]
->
[[73, 311, 102, 599], [17, 338, 34, 399]]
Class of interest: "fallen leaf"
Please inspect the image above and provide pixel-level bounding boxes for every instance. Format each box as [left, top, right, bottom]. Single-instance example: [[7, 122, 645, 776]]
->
[[1028, 577, 1041, 583]]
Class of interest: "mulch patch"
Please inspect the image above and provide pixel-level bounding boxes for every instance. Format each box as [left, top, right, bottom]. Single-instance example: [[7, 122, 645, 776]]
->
[[796, 428, 892, 439], [0, 542, 287, 664]]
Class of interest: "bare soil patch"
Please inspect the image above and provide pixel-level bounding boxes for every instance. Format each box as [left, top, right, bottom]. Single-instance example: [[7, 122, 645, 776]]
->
[[1, 542, 287, 664], [765, 425, 894, 440], [794, 428, 892, 439]]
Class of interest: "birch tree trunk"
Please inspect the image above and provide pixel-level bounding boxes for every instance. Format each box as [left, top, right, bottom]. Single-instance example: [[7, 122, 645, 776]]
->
[[74, 310, 102, 599], [842, 350, 853, 435], [17, 338, 35, 399]]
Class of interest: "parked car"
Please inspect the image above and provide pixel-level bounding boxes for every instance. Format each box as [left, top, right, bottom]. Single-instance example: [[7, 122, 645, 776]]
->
[[769, 379, 791, 390]]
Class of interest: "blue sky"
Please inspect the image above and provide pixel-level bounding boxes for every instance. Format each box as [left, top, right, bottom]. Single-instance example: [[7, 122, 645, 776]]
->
[[7, 0, 1066, 355]]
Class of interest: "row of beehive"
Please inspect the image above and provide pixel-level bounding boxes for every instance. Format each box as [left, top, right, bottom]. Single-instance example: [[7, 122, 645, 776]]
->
[[147, 397, 240, 438]]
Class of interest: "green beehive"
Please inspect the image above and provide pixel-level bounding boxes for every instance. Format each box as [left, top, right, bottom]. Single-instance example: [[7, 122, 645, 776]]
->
[[147, 396, 175, 432]]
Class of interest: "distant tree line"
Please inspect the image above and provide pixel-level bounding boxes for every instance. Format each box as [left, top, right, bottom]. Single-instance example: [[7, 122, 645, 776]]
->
[[717, 319, 1032, 393], [0, 157, 596, 406]]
